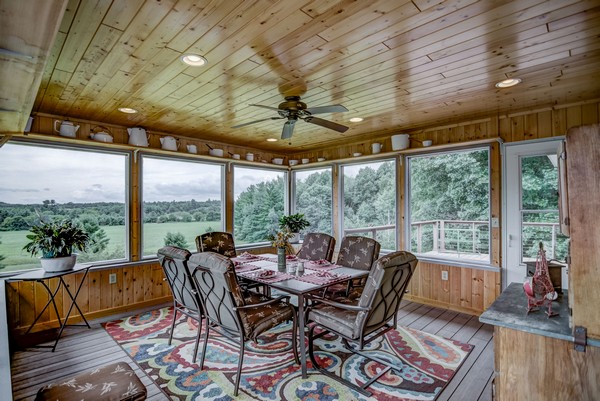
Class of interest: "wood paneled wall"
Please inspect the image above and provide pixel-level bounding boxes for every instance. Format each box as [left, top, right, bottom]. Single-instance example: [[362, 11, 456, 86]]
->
[[5, 100, 600, 334]]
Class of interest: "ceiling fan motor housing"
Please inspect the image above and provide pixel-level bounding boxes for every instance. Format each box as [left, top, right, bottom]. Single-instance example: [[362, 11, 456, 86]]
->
[[279, 96, 307, 112]]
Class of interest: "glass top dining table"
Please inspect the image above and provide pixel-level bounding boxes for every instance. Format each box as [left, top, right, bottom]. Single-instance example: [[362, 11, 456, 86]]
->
[[230, 253, 369, 378]]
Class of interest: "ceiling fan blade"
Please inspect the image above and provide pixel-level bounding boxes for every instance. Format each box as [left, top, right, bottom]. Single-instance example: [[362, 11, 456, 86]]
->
[[304, 116, 349, 133], [304, 104, 348, 115], [281, 120, 296, 139], [231, 117, 283, 128], [249, 103, 281, 112]]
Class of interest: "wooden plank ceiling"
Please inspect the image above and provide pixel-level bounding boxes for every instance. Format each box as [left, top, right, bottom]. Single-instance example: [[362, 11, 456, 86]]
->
[[2, 0, 600, 151]]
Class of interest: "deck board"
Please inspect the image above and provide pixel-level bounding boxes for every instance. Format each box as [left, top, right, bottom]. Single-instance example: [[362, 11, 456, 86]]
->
[[10, 301, 494, 400]]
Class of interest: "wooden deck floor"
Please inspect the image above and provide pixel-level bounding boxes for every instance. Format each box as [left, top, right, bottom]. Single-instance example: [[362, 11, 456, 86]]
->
[[10, 301, 494, 401]]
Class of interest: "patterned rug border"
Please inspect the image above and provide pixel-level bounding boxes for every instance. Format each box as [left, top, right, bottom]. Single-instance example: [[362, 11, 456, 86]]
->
[[103, 307, 474, 401]]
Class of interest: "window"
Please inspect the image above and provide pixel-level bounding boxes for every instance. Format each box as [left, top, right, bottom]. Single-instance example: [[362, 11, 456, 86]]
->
[[233, 166, 286, 245], [341, 160, 396, 250], [141, 156, 224, 257], [0, 142, 129, 273], [293, 167, 333, 236], [407, 147, 490, 264]]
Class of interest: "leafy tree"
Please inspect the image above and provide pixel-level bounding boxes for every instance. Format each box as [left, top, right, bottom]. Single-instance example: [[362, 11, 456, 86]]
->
[[234, 176, 285, 243], [296, 171, 333, 234], [78, 215, 110, 254], [164, 232, 188, 248]]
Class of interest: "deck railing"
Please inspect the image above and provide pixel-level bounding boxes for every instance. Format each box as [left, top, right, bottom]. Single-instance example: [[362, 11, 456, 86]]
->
[[345, 220, 563, 259]]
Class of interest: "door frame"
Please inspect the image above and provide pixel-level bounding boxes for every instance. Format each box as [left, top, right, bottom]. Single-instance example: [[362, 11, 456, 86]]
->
[[502, 137, 564, 289]]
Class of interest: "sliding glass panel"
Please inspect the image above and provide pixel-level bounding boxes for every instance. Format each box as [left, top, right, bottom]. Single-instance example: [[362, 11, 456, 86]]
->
[[293, 167, 333, 237], [341, 160, 396, 251], [234, 166, 286, 245], [407, 147, 490, 264], [0, 142, 128, 272], [141, 156, 224, 257]]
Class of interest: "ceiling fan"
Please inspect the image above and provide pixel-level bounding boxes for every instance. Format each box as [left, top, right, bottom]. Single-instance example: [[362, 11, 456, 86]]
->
[[231, 96, 349, 139]]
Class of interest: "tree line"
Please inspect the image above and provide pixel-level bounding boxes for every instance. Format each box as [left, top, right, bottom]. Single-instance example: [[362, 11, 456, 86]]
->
[[0, 199, 221, 231]]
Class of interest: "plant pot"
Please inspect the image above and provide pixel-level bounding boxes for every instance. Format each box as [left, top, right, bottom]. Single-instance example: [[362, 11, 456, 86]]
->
[[289, 232, 300, 244], [40, 255, 77, 272]]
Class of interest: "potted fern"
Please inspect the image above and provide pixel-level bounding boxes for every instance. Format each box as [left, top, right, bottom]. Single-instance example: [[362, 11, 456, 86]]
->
[[279, 213, 310, 243], [23, 219, 89, 272]]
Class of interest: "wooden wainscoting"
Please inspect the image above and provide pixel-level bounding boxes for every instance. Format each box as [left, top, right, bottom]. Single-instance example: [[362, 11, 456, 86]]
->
[[404, 262, 501, 315], [5, 262, 170, 335]]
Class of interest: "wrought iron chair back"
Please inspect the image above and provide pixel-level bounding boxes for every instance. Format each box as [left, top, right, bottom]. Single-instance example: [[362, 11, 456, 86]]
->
[[357, 251, 417, 340], [157, 246, 203, 362], [190, 252, 245, 336]]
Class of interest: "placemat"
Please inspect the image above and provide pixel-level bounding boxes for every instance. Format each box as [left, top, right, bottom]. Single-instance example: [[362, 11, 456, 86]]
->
[[294, 272, 351, 285], [304, 261, 338, 271], [239, 269, 294, 284], [234, 264, 260, 273]]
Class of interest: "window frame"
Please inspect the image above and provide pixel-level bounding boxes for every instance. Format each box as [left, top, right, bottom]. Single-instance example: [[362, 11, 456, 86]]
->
[[139, 153, 226, 259], [0, 138, 132, 273], [405, 145, 493, 268], [339, 157, 398, 253]]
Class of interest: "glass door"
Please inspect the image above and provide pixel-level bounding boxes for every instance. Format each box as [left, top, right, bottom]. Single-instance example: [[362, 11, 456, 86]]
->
[[504, 139, 569, 288]]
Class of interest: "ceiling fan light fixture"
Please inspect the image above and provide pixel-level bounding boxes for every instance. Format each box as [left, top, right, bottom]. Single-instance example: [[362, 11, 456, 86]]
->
[[181, 54, 207, 67], [118, 107, 138, 114], [266, 138, 278, 142], [495, 78, 522, 88], [349, 117, 363, 122]]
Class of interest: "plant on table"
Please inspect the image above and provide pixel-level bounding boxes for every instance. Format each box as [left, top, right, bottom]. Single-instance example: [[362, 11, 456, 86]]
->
[[23, 219, 89, 271]]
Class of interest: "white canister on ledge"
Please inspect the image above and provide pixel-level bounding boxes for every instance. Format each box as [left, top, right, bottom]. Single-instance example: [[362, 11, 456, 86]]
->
[[391, 134, 410, 150]]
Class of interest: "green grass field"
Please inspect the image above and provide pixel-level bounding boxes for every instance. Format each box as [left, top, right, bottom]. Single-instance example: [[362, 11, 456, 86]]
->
[[0, 221, 220, 273]]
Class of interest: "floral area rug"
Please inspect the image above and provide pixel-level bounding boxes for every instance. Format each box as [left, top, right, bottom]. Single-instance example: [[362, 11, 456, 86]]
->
[[104, 307, 472, 401]]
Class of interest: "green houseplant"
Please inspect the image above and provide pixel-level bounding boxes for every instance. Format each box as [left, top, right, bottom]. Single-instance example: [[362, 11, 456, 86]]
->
[[279, 213, 310, 243], [23, 219, 89, 272]]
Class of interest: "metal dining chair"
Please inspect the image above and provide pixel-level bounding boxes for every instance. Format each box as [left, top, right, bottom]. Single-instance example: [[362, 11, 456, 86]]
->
[[195, 231, 237, 257], [305, 251, 418, 396], [157, 246, 204, 362], [188, 251, 299, 396], [323, 235, 381, 298], [296, 232, 336, 262]]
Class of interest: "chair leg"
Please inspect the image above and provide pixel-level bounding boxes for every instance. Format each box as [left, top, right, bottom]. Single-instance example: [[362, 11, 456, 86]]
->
[[192, 317, 202, 363], [234, 341, 245, 396], [168, 304, 179, 345], [199, 318, 210, 369], [307, 324, 373, 397], [291, 308, 299, 364]]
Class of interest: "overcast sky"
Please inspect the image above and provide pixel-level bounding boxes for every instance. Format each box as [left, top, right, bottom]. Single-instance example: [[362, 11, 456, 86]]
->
[[0, 143, 287, 204]]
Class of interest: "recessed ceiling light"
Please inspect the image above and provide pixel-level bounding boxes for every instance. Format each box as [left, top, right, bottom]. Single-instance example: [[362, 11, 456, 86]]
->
[[495, 78, 522, 88], [349, 117, 363, 122], [180, 54, 207, 67], [266, 138, 278, 142], [118, 107, 138, 114]]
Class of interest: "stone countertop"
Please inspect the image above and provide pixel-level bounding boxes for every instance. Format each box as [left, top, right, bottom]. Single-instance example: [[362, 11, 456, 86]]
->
[[479, 282, 573, 341]]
